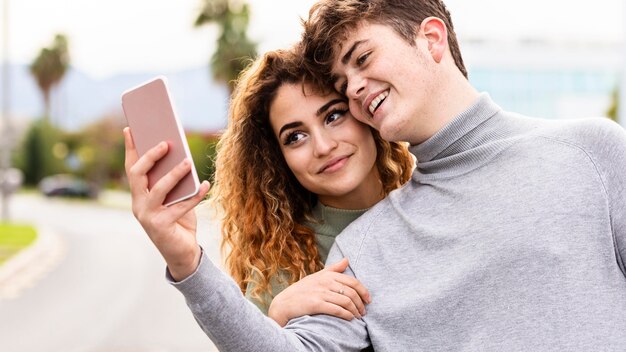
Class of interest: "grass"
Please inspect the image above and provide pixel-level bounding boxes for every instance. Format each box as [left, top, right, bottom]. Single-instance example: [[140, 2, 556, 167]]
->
[[0, 223, 38, 265]]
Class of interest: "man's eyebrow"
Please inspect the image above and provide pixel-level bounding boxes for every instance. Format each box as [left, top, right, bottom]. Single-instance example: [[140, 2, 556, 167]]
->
[[316, 99, 345, 116], [278, 121, 303, 138], [341, 40, 366, 65]]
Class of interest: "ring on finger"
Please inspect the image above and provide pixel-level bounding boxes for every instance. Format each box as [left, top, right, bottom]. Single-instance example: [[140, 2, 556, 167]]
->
[[338, 286, 345, 295]]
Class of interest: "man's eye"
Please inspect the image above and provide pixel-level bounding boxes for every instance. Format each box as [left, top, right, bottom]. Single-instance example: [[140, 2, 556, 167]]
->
[[356, 52, 370, 66], [338, 82, 347, 95]]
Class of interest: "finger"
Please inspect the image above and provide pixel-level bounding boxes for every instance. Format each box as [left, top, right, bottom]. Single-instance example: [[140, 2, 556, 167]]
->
[[160, 180, 211, 222], [127, 141, 169, 202], [324, 258, 349, 273], [130, 141, 169, 180], [335, 274, 372, 305], [318, 301, 355, 322], [123, 127, 138, 170], [124, 127, 151, 200], [335, 284, 366, 317], [325, 290, 361, 319], [148, 158, 194, 208]]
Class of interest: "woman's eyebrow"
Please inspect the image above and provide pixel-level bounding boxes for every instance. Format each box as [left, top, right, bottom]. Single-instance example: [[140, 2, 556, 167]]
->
[[278, 121, 303, 137], [316, 99, 345, 116]]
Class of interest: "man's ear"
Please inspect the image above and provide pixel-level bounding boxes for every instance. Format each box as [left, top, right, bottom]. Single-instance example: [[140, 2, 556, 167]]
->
[[419, 17, 448, 63]]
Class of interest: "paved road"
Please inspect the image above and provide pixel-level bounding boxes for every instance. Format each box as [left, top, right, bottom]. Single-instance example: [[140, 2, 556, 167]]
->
[[0, 193, 220, 352]]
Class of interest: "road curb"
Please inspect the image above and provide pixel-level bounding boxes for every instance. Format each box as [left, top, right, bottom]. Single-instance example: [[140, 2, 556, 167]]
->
[[98, 190, 132, 210], [0, 226, 66, 299]]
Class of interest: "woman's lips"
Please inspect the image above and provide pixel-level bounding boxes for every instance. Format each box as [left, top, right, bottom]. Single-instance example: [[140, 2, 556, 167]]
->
[[319, 155, 350, 174]]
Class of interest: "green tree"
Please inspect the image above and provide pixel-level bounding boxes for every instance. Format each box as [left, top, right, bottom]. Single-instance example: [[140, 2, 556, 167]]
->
[[75, 114, 127, 189], [194, 0, 257, 94], [13, 119, 65, 185], [29, 34, 70, 121], [187, 132, 219, 183], [606, 86, 619, 122]]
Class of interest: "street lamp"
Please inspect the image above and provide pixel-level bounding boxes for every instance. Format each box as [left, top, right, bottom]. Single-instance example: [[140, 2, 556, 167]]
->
[[1, 0, 15, 222]]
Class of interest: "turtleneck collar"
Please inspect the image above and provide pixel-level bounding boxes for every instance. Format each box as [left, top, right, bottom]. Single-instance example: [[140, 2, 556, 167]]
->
[[309, 202, 369, 239], [307, 202, 370, 263], [409, 93, 524, 180]]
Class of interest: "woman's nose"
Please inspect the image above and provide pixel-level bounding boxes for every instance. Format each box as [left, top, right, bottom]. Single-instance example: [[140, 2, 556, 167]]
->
[[312, 131, 338, 157]]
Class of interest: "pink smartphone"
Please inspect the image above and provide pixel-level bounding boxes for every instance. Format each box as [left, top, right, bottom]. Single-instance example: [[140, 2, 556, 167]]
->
[[121, 76, 200, 206]]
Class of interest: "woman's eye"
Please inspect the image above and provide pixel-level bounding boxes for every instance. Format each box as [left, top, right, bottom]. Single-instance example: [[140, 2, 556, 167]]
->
[[326, 109, 347, 124], [284, 131, 305, 145]]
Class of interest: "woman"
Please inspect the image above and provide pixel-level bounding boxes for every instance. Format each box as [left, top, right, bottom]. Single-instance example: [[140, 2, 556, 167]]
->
[[124, 46, 413, 327]]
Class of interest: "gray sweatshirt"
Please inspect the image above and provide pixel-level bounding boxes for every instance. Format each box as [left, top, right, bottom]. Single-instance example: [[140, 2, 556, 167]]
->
[[171, 94, 626, 351]]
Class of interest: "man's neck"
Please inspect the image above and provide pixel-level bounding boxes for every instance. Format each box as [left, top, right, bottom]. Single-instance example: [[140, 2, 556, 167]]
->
[[413, 74, 480, 145]]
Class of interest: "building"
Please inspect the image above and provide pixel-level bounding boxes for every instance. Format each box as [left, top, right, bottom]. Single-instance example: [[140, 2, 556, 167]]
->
[[462, 38, 621, 122]]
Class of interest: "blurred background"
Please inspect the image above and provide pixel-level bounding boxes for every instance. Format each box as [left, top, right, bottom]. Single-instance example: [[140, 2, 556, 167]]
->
[[0, 0, 624, 351]]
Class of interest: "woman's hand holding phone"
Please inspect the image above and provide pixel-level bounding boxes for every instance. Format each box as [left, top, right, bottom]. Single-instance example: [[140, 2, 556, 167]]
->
[[124, 127, 210, 281]]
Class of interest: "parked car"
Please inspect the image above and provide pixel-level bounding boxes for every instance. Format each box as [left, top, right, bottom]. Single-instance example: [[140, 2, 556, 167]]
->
[[38, 174, 98, 199]]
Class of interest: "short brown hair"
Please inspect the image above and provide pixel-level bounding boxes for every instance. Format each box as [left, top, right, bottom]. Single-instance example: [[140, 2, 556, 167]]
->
[[301, 0, 467, 84]]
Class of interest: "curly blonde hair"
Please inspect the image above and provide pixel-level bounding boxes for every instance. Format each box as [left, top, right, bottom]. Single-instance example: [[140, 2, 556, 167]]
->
[[210, 46, 414, 305]]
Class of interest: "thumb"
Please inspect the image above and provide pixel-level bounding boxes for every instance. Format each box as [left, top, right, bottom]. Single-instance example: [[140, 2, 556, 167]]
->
[[325, 257, 349, 273]]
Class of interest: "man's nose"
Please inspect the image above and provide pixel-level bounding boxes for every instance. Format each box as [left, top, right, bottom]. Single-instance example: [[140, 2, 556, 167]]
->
[[346, 73, 366, 100]]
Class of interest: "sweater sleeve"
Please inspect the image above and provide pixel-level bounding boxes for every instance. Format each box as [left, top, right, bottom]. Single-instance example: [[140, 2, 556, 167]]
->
[[586, 119, 626, 276], [168, 248, 370, 351], [603, 121, 626, 276]]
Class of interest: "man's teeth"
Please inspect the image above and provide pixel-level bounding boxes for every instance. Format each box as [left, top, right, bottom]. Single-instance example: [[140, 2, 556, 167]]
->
[[369, 91, 389, 115]]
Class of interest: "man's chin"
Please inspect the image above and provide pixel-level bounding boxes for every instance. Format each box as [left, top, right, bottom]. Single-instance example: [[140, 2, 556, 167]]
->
[[380, 128, 399, 143], [378, 124, 410, 143]]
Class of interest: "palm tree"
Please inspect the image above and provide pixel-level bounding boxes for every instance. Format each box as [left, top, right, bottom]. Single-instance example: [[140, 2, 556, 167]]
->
[[29, 34, 70, 122], [194, 0, 257, 94]]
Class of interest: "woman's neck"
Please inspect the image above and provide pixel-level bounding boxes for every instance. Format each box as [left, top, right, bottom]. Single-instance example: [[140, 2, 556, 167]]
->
[[317, 168, 384, 210]]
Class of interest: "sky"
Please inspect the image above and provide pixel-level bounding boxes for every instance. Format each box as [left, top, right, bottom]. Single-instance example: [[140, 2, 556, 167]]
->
[[2, 0, 625, 79]]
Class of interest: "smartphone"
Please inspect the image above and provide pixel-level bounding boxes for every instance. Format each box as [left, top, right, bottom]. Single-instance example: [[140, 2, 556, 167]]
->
[[121, 76, 200, 206]]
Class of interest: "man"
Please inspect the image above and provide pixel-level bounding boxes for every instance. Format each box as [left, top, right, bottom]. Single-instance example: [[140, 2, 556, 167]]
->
[[299, 0, 626, 349], [171, 0, 626, 350]]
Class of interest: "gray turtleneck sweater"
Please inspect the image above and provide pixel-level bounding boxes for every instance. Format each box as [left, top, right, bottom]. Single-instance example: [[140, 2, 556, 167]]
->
[[170, 94, 626, 351]]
